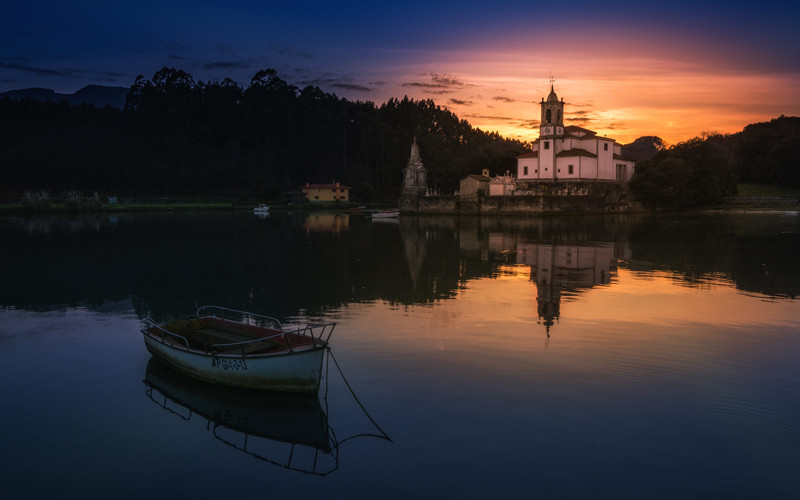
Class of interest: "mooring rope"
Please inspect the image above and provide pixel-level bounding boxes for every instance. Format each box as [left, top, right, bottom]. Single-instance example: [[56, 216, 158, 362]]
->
[[327, 348, 393, 445]]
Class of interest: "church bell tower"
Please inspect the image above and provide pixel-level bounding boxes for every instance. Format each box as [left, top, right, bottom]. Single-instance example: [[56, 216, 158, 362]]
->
[[540, 78, 564, 139]]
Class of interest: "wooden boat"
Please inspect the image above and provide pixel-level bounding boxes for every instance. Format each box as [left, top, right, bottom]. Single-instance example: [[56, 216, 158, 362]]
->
[[253, 204, 270, 214], [141, 306, 335, 394]]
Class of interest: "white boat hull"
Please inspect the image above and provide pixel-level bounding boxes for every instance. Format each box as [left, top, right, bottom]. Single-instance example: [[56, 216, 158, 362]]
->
[[371, 211, 399, 219], [143, 334, 326, 394]]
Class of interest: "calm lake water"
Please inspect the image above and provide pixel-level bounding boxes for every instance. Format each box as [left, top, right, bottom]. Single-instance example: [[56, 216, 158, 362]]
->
[[1, 210, 799, 498]]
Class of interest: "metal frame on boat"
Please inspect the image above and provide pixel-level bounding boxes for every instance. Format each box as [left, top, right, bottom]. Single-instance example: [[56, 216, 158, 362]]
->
[[141, 306, 335, 394]]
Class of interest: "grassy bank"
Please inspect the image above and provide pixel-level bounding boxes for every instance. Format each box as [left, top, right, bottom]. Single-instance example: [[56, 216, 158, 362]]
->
[[737, 183, 800, 197], [0, 199, 394, 214], [0, 201, 240, 213]]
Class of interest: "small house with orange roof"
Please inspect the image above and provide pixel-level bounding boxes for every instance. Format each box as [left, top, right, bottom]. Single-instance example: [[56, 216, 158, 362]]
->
[[301, 182, 350, 203]]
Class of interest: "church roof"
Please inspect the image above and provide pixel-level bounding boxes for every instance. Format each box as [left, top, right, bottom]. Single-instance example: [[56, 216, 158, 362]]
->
[[613, 153, 633, 161], [546, 84, 559, 103], [564, 125, 597, 137], [517, 151, 539, 159], [465, 174, 491, 182], [556, 148, 598, 158]]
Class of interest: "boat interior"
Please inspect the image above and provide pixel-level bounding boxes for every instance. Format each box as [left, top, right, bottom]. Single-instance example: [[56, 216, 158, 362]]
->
[[148, 317, 318, 355]]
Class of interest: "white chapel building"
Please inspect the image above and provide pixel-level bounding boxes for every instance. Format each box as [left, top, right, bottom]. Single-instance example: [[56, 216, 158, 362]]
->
[[517, 84, 635, 184]]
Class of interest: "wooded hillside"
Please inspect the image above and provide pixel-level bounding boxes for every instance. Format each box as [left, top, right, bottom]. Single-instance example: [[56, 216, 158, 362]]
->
[[0, 68, 527, 201]]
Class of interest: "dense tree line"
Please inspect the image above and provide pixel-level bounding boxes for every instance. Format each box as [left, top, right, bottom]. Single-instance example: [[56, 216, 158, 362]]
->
[[732, 116, 800, 187], [631, 133, 737, 208], [0, 67, 527, 202], [631, 116, 800, 208]]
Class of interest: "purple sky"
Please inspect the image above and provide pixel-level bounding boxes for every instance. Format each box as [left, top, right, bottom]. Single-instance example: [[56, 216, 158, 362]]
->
[[3, 0, 799, 143]]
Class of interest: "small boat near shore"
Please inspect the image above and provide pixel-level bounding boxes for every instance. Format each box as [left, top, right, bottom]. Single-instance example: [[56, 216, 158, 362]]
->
[[253, 204, 270, 215], [141, 306, 335, 394], [367, 209, 399, 219]]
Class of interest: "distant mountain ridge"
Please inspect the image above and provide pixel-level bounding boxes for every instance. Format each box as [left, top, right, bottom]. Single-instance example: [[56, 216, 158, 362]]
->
[[0, 85, 128, 109]]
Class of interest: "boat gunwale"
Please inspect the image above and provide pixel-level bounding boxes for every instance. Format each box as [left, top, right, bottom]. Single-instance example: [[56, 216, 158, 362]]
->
[[143, 332, 327, 360], [141, 313, 335, 360]]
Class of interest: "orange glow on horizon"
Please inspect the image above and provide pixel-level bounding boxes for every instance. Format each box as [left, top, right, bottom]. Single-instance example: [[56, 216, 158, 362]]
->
[[366, 45, 800, 145]]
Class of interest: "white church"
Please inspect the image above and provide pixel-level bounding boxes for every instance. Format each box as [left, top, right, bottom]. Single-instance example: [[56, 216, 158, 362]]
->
[[517, 83, 635, 184]]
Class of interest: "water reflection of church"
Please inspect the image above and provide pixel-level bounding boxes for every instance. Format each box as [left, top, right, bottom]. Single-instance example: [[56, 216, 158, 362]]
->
[[481, 232, 631, 336], [399, 217, 632, 335], [516, 242, 620, 334]]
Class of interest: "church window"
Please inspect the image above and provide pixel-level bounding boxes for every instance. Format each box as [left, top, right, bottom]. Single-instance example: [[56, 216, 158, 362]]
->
[[568, 165, 574, 174], [557, 110, 562, 123], [544, 141, 550, 150], [546, 109, 552, 124], [524, 166, 528, 175], [604, 143, 608, 151]]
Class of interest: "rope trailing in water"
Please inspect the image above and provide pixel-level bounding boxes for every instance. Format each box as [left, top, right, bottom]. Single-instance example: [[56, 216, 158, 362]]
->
[[327, 348, 393, 445]]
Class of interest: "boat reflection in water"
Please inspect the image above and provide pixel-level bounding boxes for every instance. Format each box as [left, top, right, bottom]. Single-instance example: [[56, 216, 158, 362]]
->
[[144, 358, 337, 474], [143, 353, 391, 475]]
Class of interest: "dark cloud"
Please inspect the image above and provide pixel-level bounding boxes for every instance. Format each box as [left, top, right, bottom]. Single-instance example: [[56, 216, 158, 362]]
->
[[431, 73, 466, 87], [202, 60, 255, 70], [517, 119, 540, 129], [268, 46, 316, 59], [331, 82, 371, 92], [0, 59, 133, 88], [568, 109, 599, 128], [604, 121, 630, 132], [450, 99, 473, 106], [167, 54, 188, 60], [402, 72, 470, 95], [94, 70, 128, 79], [493, 96, 516, 102], [296, 76, 373, 93], [401, 81, 451, 93], [0, 59, 74, 77], [464, 113, 514, 121]]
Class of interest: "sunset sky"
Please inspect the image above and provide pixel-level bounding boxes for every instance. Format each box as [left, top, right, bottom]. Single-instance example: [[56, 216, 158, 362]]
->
[[3, 1, 799, 144]]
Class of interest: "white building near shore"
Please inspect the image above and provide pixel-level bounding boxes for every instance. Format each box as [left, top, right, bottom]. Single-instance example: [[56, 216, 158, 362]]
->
[[517, 83, 635, 184]]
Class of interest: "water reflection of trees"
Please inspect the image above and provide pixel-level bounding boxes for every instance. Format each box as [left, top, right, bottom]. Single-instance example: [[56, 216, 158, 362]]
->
[[628, 213, 800, 299], [1, 212, 797, 319]]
